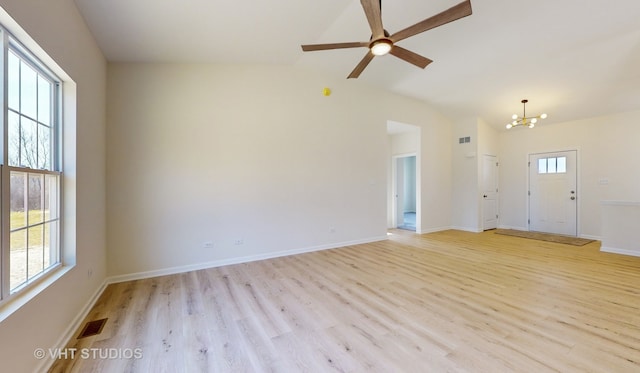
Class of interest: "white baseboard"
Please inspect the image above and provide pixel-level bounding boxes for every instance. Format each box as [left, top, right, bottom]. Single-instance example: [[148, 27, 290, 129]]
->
[[497, 224, 528, 231], [580, 234, 601, 241], [107, 235, 388, 284], [450, 226, 483, 233], [417, 226, 453, 234], [600, 246, 640, 258], [39, 278, 108, 373]]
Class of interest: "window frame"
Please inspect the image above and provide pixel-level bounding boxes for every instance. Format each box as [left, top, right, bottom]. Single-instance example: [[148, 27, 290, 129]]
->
[[537, 156, 567, 175], [0, 27, 63, 301]]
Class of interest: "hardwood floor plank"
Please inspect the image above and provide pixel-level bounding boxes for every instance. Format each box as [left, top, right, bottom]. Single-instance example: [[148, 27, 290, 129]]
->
[[49, 229, 640, 372]]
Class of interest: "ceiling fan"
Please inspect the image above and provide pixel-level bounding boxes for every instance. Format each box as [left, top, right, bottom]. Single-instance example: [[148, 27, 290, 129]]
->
[[301, 0, 472, 79]]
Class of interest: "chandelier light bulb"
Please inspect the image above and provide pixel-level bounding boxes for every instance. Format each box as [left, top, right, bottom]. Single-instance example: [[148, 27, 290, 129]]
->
[[540, 113, 548, 119], [506, 123, 513, 129], [529, 123, 535, 128], [512, 114, 518, 120], [531, 118, 537, 124]]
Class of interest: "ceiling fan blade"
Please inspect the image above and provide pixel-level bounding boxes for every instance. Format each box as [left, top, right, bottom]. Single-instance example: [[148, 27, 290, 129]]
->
[[348, 52, 375, 79], [389, 46, 433, 69], [360, 0, 384, 39], [301, 42, 368, 52], [390, 0, 472, 43]]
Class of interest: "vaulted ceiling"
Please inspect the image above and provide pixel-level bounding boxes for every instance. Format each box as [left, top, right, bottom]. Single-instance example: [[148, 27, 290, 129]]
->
[[74, 0, 640, 129]]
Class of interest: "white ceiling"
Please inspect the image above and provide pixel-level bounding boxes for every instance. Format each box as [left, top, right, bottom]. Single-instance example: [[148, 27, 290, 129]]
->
[[73, 0, 640, 130]]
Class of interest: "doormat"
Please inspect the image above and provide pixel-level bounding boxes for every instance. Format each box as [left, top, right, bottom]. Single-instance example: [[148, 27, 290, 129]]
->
[[494, 229, 595, 246]]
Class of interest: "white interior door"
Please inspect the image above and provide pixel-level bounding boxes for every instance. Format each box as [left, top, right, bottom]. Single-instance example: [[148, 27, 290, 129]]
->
[[529, 150, 577, 236], [482, 155, 498, 230]]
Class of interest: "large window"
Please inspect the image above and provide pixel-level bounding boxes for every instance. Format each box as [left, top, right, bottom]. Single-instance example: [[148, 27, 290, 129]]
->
[[1, 33, 61, 299]]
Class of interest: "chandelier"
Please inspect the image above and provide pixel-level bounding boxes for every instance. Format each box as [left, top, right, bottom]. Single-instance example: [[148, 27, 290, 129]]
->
[[506, 99, 547, 129]]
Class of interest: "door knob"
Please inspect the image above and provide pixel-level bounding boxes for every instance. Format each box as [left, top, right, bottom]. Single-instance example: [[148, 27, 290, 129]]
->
[[483, 195, 487, 198], [571, 196, 576, 200]]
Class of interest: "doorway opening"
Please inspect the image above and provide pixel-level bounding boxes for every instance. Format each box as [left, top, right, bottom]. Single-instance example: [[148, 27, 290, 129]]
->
[[395, 155, 417, 231], [387, 120, 420, 232]]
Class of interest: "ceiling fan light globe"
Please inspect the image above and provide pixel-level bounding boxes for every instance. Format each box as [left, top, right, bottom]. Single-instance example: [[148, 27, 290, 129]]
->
[[371, 40, 392, 56]]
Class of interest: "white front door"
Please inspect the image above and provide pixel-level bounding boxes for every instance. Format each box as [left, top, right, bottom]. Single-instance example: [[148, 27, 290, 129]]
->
[[529, 150, 577, 236], [482, 155, 498, 230]]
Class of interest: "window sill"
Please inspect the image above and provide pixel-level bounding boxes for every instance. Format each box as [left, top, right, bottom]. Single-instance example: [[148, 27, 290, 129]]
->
[[0, 264, 73, 323]]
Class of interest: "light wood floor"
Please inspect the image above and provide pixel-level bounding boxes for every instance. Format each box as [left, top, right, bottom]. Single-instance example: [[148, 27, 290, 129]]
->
[[49, 229, 640, 372]]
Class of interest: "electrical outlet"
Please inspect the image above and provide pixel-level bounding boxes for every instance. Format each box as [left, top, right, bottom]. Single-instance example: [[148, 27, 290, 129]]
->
[[203, 241, 214, 248]]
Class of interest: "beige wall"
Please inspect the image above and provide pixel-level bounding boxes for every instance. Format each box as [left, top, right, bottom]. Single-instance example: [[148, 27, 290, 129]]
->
[[451, 117, 499, 232], [451, 118, 480, 231], [107, 63, 453, 277], [0, 0, 106, 372]]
